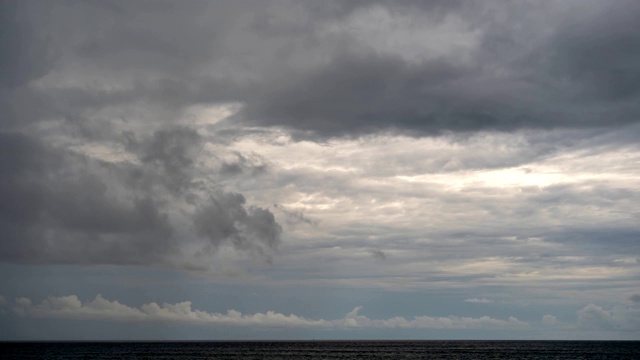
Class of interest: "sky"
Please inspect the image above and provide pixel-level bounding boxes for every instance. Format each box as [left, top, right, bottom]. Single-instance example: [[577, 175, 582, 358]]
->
[[1, 0, 639, 340]]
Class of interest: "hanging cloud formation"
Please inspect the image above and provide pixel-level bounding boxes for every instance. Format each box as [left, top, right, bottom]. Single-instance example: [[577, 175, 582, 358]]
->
[[193, 192, 281, 262], [0, 132, 173, 265], [7, 294, 528, 330], [0, 129, 281, 268]]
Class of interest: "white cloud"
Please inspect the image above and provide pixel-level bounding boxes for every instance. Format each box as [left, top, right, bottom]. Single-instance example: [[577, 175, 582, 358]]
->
[[343, 306, 527, 330], [464, 298, 493, 304], [11, 294, 527, 330], [224, 127, 640, 302]]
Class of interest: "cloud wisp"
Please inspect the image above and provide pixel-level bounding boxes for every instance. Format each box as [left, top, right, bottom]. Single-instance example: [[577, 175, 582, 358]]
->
[[464, 298, 493, 304]]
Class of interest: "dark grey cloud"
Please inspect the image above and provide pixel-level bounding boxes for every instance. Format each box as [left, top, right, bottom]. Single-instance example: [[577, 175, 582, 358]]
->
[[0, 132, 175, 265], [2, 0, 292, 268], [0, 0, 234, 129], [1, 0, 638, 270], [239, 54, 478, 136], [273, 204, 318, 228], [545, 0, 640, 102], [194, 192, 282, 262], [236, 0, 640, 137], [125, 127, 203, 195], [220, 152, 268, 177], [369, 249, 387, 261], [0, 0, 366, 130], [0, 4, 48, 88], [3, 0, 638, 138], [0, 129, 281, 267]]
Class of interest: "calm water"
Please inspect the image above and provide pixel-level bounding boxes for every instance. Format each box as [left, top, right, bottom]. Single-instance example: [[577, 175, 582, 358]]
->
[[2, 341, 639, 359]]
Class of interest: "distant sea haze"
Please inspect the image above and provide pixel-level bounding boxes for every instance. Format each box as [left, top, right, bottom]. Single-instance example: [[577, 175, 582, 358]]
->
[[3, 340, 640, 359]]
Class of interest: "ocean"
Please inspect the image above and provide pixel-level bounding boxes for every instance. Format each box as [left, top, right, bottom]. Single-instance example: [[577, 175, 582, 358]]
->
[[2, 340, 639, 359]]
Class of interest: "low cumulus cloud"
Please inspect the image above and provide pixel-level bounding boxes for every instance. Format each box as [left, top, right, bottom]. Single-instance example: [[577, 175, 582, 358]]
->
[[577, 303, 640, 331], [7, 294, 528, 330]]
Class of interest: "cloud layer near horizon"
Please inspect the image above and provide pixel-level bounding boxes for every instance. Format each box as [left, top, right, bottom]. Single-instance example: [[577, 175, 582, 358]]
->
[[6, 293, 640, 332], [6, 294, 528, 330]]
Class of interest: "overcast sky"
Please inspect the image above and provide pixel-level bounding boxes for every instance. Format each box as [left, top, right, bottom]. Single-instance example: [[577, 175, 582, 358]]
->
[[1, 0, 639, 340]]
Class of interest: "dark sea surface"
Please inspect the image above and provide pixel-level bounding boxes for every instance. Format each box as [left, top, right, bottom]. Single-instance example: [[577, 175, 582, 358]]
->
[[2, 341, 639, 359]]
